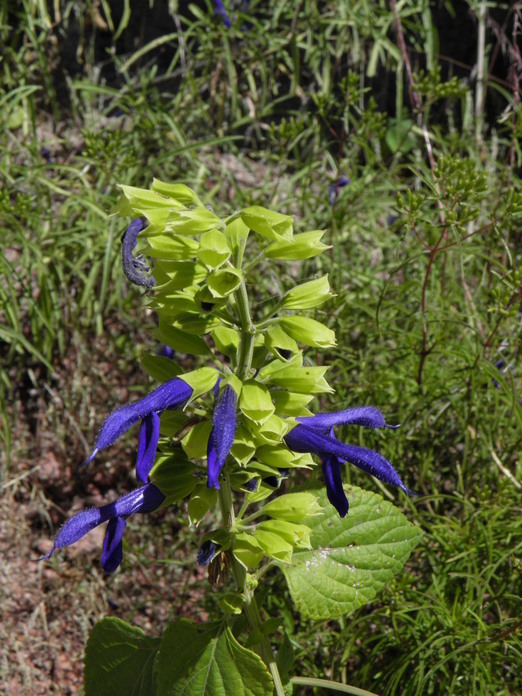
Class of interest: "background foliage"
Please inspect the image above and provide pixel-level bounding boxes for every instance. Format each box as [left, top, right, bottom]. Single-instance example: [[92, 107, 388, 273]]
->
[[0, 1, 520, 694]]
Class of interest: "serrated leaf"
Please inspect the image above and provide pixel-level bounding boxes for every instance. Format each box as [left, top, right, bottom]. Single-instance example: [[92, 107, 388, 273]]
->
[[84, 617, 160, 696], [283, 485, 422, 619], [157, 621, 273, 696]]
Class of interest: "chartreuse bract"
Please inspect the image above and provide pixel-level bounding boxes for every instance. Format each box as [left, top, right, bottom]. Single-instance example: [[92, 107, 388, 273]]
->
[[46, 180, 422, 696]]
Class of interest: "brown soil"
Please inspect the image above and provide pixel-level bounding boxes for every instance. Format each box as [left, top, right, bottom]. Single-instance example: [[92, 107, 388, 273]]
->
[[0, 330, 208, 695]]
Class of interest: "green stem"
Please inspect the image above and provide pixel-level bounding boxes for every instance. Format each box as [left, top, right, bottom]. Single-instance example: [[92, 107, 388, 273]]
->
[[218, 478, 286, 696], [234, 238, 256, 381], [291, 676, 380, 696]]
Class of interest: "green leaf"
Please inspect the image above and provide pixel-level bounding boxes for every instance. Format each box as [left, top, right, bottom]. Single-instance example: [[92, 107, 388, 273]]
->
[[150, 454, 198, 503], [140, 354, 183, 382], [207, 267, 242, 297], [283, 485, 423, 619], [278, 316, 336, 348], [157, 621, 273, 695], [240, 380, 275, 424], [233, 532, 265, 570], [265, 325, 299, 361], [84, 617, 159, 696], [280, 275, 332, 310], [187, 484, 218, 525], [153, 323, 211, 356], [241, 206, 293, 241], [271, 391, 314, 417], [265, 366, 333, 394], [145, 234, 199, 260], [150, 289, 198, 317], [198, 229, 231, 268], [179, 366, 221, 401], [385, 118, 415, 154], [263, 492, 322, 521], [264, 231, 330, 260]]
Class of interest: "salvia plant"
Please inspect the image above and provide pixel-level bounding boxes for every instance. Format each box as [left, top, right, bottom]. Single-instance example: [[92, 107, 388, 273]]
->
[[43, 181, 422, 695]]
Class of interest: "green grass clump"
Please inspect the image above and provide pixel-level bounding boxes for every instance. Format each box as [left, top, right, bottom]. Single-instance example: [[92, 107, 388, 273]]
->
[[1, 1, 520, 694]]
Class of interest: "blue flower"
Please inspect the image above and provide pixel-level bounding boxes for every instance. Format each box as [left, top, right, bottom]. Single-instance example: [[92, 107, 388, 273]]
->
[[284, 406, 411, 517], [328, 176, 351, 205], [84, 377, 193, 473], [43, 377, 193, 571], [42, 483, 166, 573], [121, 218, 156, 288], [213, 0, 232, 28], [207, 384, 237, 489], [197, 540, 219, 566]]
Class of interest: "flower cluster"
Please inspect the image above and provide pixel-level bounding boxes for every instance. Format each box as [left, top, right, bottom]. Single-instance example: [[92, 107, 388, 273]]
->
[[43, 182, 413, 575]]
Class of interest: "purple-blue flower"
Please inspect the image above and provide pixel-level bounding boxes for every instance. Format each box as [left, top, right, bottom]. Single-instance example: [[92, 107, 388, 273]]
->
[[213, 0, 232, 28], [84, 377, 193, 468], [42, 483, 165, 573], [42, 377, 193, 572], [207, 384, 237, 489], [197, 540, 219, 566], [284, 406, 410, 517], [328, 176, 351, 205], [121, 218, 156, 288]]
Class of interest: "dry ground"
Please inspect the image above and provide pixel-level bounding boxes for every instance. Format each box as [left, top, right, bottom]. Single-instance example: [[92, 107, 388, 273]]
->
[[0, 331, 209, 694]]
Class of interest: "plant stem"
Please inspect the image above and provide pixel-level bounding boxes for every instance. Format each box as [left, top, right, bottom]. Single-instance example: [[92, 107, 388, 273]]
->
[[218, 478, 286, 696], [291, 676, 380, 695], [218, 255, 286, 694]]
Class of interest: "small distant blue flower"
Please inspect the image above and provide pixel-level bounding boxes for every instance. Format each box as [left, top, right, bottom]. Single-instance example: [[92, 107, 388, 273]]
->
[[207, 385, 237, 489], [158, 345, 175, 359], [328, 176, 351, 206], [284, 406, 410, 517], [197, 540, 219, 566], [213, 0, 232, 28]]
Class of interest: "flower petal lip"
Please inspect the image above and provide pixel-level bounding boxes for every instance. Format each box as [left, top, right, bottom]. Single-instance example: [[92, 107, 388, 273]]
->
[[83, 377, 193, 465], [322, 455, 349, 518], [41, 484, 165, 572], [297, 406, 399, 432], [207, 384, 238, 489], [285, 423, 413, 494], [101, 516, 127, 573], [136, 411, 161, 483]]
